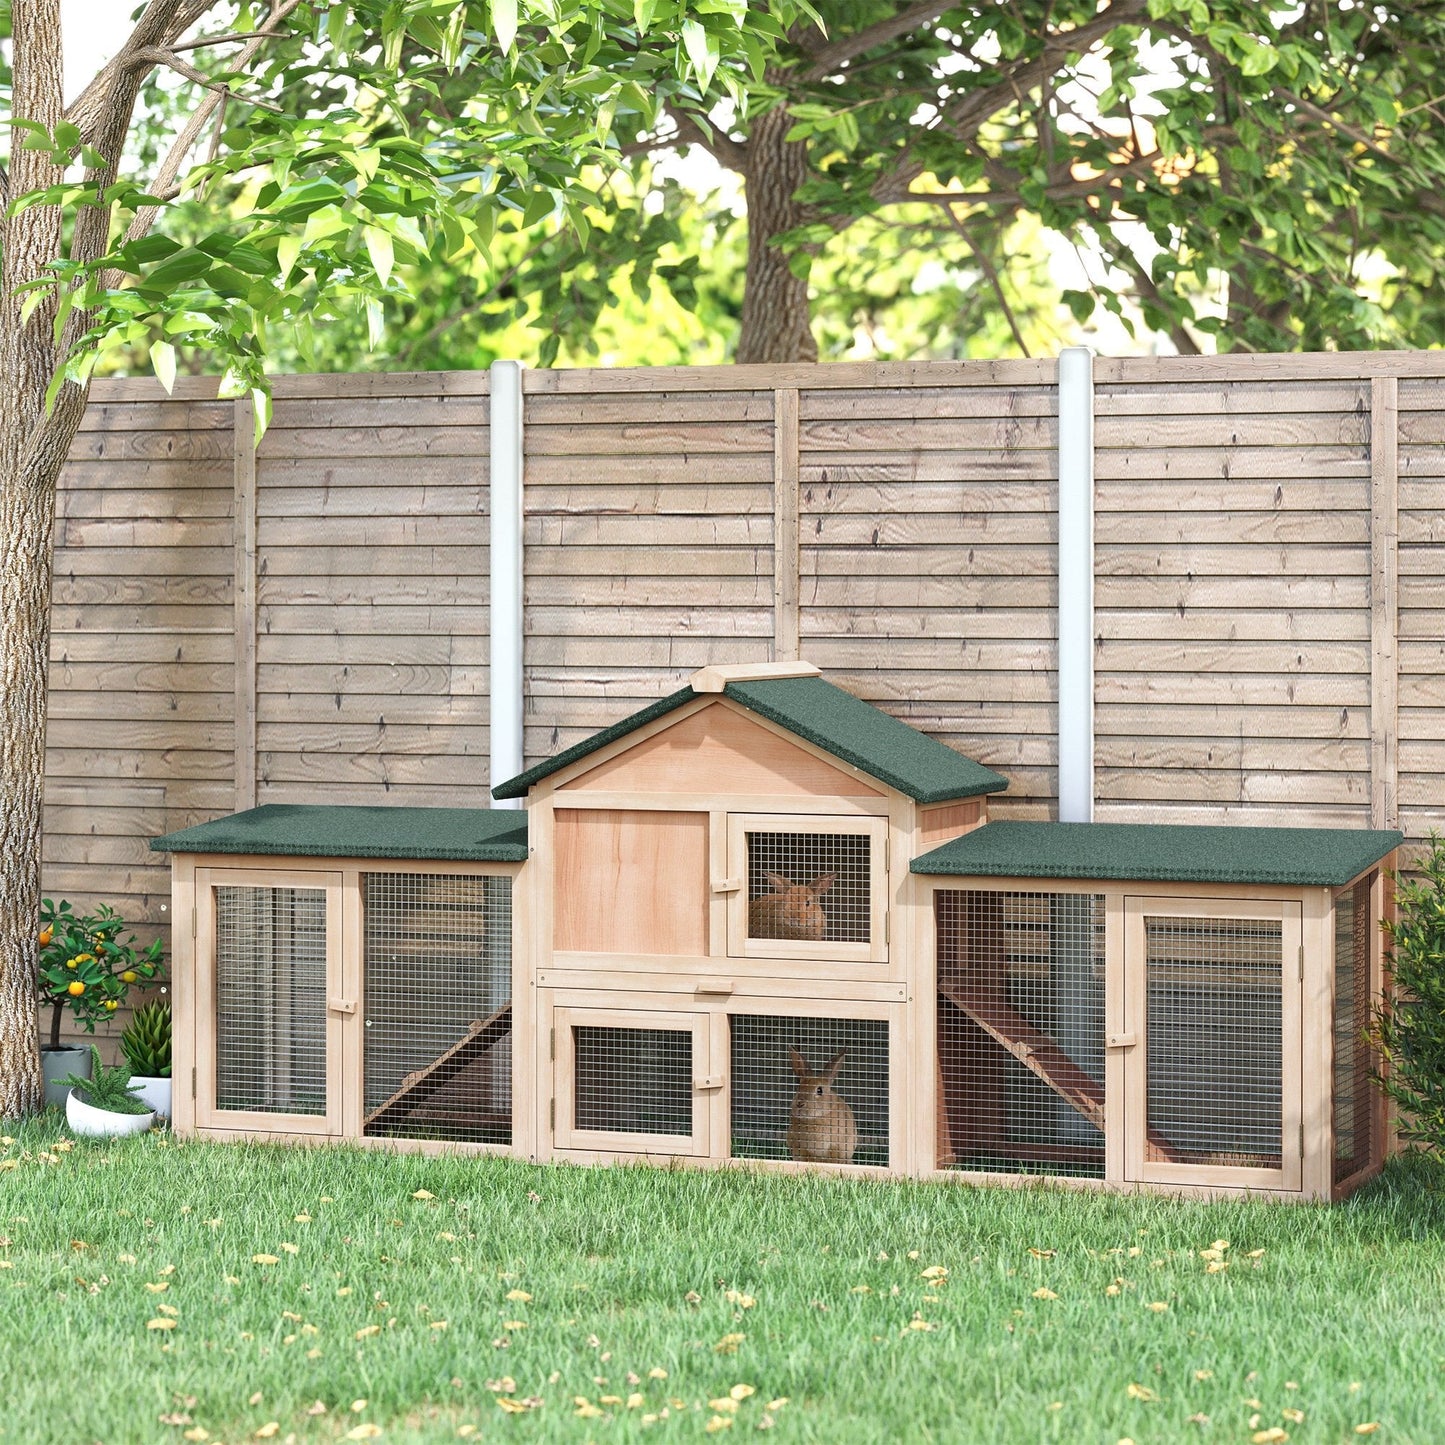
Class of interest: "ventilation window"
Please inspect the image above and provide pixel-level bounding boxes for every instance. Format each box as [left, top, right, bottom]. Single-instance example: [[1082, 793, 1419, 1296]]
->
[[728, 814, 887, 963], [362, 872, 512, 1145], [573, 1025, 692, 1136], [1145, 914, 1282, 1170], [214, 885, 328, 1116], [729, 1014, 889, 1167], [936, 890, 1105, 1178]]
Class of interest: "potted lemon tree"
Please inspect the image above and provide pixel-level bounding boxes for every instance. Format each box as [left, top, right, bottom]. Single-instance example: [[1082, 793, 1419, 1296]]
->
[[38, 900, 163, 1108]]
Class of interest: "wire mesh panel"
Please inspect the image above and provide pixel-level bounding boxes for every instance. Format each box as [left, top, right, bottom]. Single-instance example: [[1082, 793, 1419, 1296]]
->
[[572, 1026, 694, 1137], [935, 890, 1105, 1177], [1145, 915, 1282, 1168], [215, 885, 327, 1116], [363, 872, 512, 1145], [746, 830, 871, 944], [729, 1015, 889, 1167], [1333, 877, 1377, 1187]]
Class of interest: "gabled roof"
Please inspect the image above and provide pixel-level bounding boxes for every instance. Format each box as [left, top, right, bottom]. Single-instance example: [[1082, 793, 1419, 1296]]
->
[[152, 804, 529, 862], [492, 670, 1009, 804], [911, 820, 1401, 887]]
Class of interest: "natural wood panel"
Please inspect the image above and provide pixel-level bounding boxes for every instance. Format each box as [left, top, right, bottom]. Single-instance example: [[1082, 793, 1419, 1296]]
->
[[562, 702, 882, 797], [918, 801, 985, 847], [553, 808, 709, 956]]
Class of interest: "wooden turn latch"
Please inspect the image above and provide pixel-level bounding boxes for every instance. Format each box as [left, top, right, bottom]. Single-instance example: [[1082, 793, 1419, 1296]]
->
[[328, 998, 357, 1015], [1106, 1032, 1137, 1050], [694, 1075, 726, 1092]]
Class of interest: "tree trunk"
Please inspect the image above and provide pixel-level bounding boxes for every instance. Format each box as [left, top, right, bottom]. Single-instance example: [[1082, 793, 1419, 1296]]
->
[[0, 0, 89, 1117], [736, 106, 818, 364]]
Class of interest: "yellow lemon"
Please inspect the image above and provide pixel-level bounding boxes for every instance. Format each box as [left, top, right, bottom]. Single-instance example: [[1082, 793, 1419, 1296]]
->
[[68, 981, 85, 996], [104, 1000, 119, 1011], [66, 959, 78, 970], [120, 971, 137, 984]]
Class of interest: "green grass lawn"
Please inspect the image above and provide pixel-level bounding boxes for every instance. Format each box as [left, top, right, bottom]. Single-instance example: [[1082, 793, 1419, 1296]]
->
[[2, 1122, 1443, 1444]]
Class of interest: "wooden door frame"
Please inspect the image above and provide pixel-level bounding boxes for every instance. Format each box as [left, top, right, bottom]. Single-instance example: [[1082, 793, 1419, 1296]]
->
[[1121, 894, 1303, 1192], [552, 1003, 713, 1158], [193, 866, 346, 1137]]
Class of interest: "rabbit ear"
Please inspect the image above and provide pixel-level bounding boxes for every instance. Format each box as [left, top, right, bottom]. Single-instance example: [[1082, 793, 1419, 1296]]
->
[[787, 1046, 809, 1080], [765, 872, 795, 893], [809, 871, 837, 897], [823, 1048, 847, 1085]]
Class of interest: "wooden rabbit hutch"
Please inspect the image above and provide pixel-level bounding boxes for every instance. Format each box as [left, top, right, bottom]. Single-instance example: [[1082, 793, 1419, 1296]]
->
[[155, 661, 1399, 1201]]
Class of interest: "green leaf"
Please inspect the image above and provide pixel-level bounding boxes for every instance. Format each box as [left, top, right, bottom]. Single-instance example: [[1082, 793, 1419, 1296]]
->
[[493, 0, 518, 54], [276, 234, 302, 286], [365, 226, 395, 287], [681, 19, 718, 90], [149, 340, 177, 395]]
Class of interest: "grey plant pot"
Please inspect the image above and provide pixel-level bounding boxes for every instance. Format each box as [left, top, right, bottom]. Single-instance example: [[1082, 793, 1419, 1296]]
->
[[41, 1045, 91, 1110]]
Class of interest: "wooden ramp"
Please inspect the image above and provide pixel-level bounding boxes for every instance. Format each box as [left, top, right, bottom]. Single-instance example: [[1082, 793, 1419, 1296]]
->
[[938, 980, 1179, 1163], [364, 1003, 512, 1132], [940, 979, 1105, 1131]]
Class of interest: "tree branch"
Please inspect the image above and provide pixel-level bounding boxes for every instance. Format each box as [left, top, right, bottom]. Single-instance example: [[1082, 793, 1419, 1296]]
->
[[659, 101, 749, 173], [117, 0, 306, 253], [127, 46, 285, 112], [942, 209, 1031, 356], [801, 2, 954, 82]]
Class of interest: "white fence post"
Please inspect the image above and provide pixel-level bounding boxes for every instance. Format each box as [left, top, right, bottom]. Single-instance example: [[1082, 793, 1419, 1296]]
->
[[1057, 347, 1095, 824], [489, 359, 525, 808]]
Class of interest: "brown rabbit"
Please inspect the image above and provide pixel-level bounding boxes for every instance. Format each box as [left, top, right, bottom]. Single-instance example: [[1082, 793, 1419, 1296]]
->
[[785, 1047, 857, 1164], [749, 871, 835, 941]]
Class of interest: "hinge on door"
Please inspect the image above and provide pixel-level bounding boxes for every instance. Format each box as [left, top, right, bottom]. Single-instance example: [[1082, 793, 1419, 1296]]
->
[[191, 905, 197, 939], [191, 1066, 197, 1100], [549, 1027, 555, 1061], [1299, 945, 1305, 982], [549, 1098, 555, 1131], [884, 839, 890, 875], [1299, 1121, 1305, 1159]]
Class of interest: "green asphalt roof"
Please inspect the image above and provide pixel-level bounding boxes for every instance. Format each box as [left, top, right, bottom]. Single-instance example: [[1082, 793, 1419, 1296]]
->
[[911, 820, 1401, 887], [151, 805, 529, 863], [491, 676, 1009, 803]]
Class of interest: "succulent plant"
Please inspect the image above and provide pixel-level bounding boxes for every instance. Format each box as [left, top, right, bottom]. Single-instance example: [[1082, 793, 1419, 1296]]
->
[[120, 1000, 172, 1079]]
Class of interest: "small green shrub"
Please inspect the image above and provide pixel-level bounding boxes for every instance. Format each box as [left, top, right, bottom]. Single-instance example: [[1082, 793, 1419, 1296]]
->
[[54, 1045, 150, 1116], [1375, 835, 1445, 1151], [120, 1001, 171, 1078]]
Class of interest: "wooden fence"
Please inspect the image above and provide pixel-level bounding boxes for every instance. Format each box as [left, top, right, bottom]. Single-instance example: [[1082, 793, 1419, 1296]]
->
[[41, 351, 1445, 1034]]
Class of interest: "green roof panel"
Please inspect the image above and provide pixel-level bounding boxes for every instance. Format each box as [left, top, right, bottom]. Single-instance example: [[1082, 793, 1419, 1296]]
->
[[491, 676, 1008, 803], [152, 805, 529, 863], [911, 820, 1401, 887]]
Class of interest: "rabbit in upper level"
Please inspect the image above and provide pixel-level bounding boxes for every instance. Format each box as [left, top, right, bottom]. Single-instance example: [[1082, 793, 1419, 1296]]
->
[[786, 1046, 857, 1164], [748, 870, 835, 941]]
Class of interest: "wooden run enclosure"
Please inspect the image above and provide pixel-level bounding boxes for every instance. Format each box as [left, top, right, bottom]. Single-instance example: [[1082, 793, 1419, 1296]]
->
[[155, 662, 1397, 1200], [41, 349, 1445, 1052]]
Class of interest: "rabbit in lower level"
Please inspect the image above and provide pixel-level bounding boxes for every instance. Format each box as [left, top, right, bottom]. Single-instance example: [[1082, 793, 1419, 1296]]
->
[[786, 1046, 857, 1164]]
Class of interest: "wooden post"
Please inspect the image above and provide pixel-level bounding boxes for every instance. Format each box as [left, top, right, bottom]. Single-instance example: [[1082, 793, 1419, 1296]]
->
[[233, 395, 258, 813], [772, 387, 800, 661], [1369, 376, 1399, 831]]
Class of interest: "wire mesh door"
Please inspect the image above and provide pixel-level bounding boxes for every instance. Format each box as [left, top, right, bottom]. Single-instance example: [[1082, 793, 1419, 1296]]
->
[[726, 814, 888, 965], [195, 869, 344, 1135], [553, 1007, 711, 1157], [1122, 897, 1302, 1190]]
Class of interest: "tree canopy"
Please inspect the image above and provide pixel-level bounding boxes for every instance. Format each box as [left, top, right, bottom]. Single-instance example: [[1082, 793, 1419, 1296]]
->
[[196, 0, 1445, 368]]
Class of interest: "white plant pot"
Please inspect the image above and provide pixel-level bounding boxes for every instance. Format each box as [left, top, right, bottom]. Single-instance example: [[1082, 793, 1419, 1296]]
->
[[130, 1076, 172, 1120], [65, 1090, 155, 1138]]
